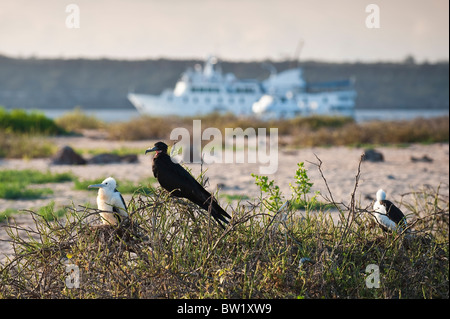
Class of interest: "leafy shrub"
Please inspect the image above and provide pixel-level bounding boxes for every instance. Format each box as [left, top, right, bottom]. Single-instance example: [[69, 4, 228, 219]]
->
[[0, 107, 64, 135]]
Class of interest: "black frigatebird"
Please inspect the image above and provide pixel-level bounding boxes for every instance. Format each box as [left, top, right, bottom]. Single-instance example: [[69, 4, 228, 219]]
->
[[145, 141, 231, 229]]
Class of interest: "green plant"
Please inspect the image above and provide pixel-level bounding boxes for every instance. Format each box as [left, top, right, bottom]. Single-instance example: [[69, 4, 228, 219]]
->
[[35, 201, 67, 221], [290, 162, 319, 207], [0, 182, 53, 200], [0, 107, 64, 135], [251, 173, 284, 212], [0, 208, 20, 223], [252, 162, 324, 213]]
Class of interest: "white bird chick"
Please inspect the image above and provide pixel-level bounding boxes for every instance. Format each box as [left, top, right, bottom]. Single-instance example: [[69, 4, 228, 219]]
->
[[373, 189, 407, 232], [88, 177, 128, 226]]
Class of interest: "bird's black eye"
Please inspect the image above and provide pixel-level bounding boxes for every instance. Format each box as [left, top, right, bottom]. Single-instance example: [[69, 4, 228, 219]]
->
[[105, 182, 108, 185]]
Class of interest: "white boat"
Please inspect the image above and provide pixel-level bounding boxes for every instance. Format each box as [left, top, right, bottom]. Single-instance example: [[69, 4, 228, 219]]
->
[[128, 56, 263, 117], [253, 68, 357, 119], [127, 56, 356, 118]]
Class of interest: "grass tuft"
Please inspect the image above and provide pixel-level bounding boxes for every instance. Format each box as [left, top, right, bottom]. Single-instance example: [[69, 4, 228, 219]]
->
[[54, 107, 105, 133]]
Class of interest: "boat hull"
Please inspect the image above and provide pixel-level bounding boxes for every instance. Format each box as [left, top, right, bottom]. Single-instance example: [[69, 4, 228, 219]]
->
[[127, 92, 261, 116]]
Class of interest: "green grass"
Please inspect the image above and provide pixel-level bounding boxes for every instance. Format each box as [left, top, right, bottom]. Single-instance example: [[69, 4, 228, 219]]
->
[[1, 202, 66, 223], [220, 193, 251, 203], [0, 182, 53, 200], [0, 208, 20, 223], [0, 169, 74, 184], [35, 201, 66, 221], [0, 169, 75, 199]]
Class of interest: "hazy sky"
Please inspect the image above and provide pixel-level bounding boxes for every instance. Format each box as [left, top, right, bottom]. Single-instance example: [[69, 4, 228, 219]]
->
[[0, 0, 448, 62]]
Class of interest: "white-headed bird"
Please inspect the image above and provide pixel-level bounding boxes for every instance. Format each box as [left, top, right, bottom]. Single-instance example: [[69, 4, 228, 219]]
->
[[88, 177, 128, 226], [373, 189, 407, 233]]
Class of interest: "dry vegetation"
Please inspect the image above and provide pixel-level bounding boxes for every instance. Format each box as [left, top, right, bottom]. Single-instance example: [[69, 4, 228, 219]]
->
[[1, 108, 448, 159], [104, 114, 449, 148], [0, 157, 448, 299]]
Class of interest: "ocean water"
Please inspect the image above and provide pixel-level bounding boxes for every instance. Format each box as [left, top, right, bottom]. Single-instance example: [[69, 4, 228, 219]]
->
[[40, 107, 449, 123], [354, 108, 449, 122]]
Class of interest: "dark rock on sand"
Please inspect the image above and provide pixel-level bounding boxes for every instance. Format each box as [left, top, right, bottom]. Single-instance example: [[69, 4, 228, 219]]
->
[[52, 146, 86, 165], [362, 149, 384, 162], [87, 153, 138, 164]]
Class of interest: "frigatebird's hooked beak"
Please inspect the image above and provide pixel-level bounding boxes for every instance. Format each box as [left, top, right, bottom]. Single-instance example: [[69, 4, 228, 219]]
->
[[145, 146, 158, 155], [88, 183, 106, 189]]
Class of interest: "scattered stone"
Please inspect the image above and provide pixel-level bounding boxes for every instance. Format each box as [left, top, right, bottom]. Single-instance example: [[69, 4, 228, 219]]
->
[[411, 155, 433, 163], [120, 154, 139, 163], [87, 153, 138, 164], [362, 149, 384, 162], [51, 146, 86, 165], [87, 153, 122, 164]]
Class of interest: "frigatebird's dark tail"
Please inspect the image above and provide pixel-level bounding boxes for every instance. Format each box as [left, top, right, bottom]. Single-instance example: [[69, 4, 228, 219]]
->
[[211, 201, 231, 229], [196, 196, 231, 229]]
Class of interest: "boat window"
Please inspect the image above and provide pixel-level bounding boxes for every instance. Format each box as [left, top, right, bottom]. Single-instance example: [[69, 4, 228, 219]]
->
[[205, 97, 211, 104], [193, 97, 199, 103], [236, 87, 254, 94], [239, 97, 245, 104], [229, 98, 234, 104], [183, 97, 189, 103]]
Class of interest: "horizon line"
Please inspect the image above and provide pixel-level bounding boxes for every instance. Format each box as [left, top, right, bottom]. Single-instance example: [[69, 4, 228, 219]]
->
[[1, 52, 449, 65]]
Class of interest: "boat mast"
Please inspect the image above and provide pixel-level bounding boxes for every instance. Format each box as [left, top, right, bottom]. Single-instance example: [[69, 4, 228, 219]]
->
[[290, 39, 304, 69]]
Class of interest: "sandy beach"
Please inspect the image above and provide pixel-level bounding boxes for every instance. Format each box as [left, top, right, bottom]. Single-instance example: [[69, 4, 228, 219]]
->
[[1, 134, 449, 262]]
